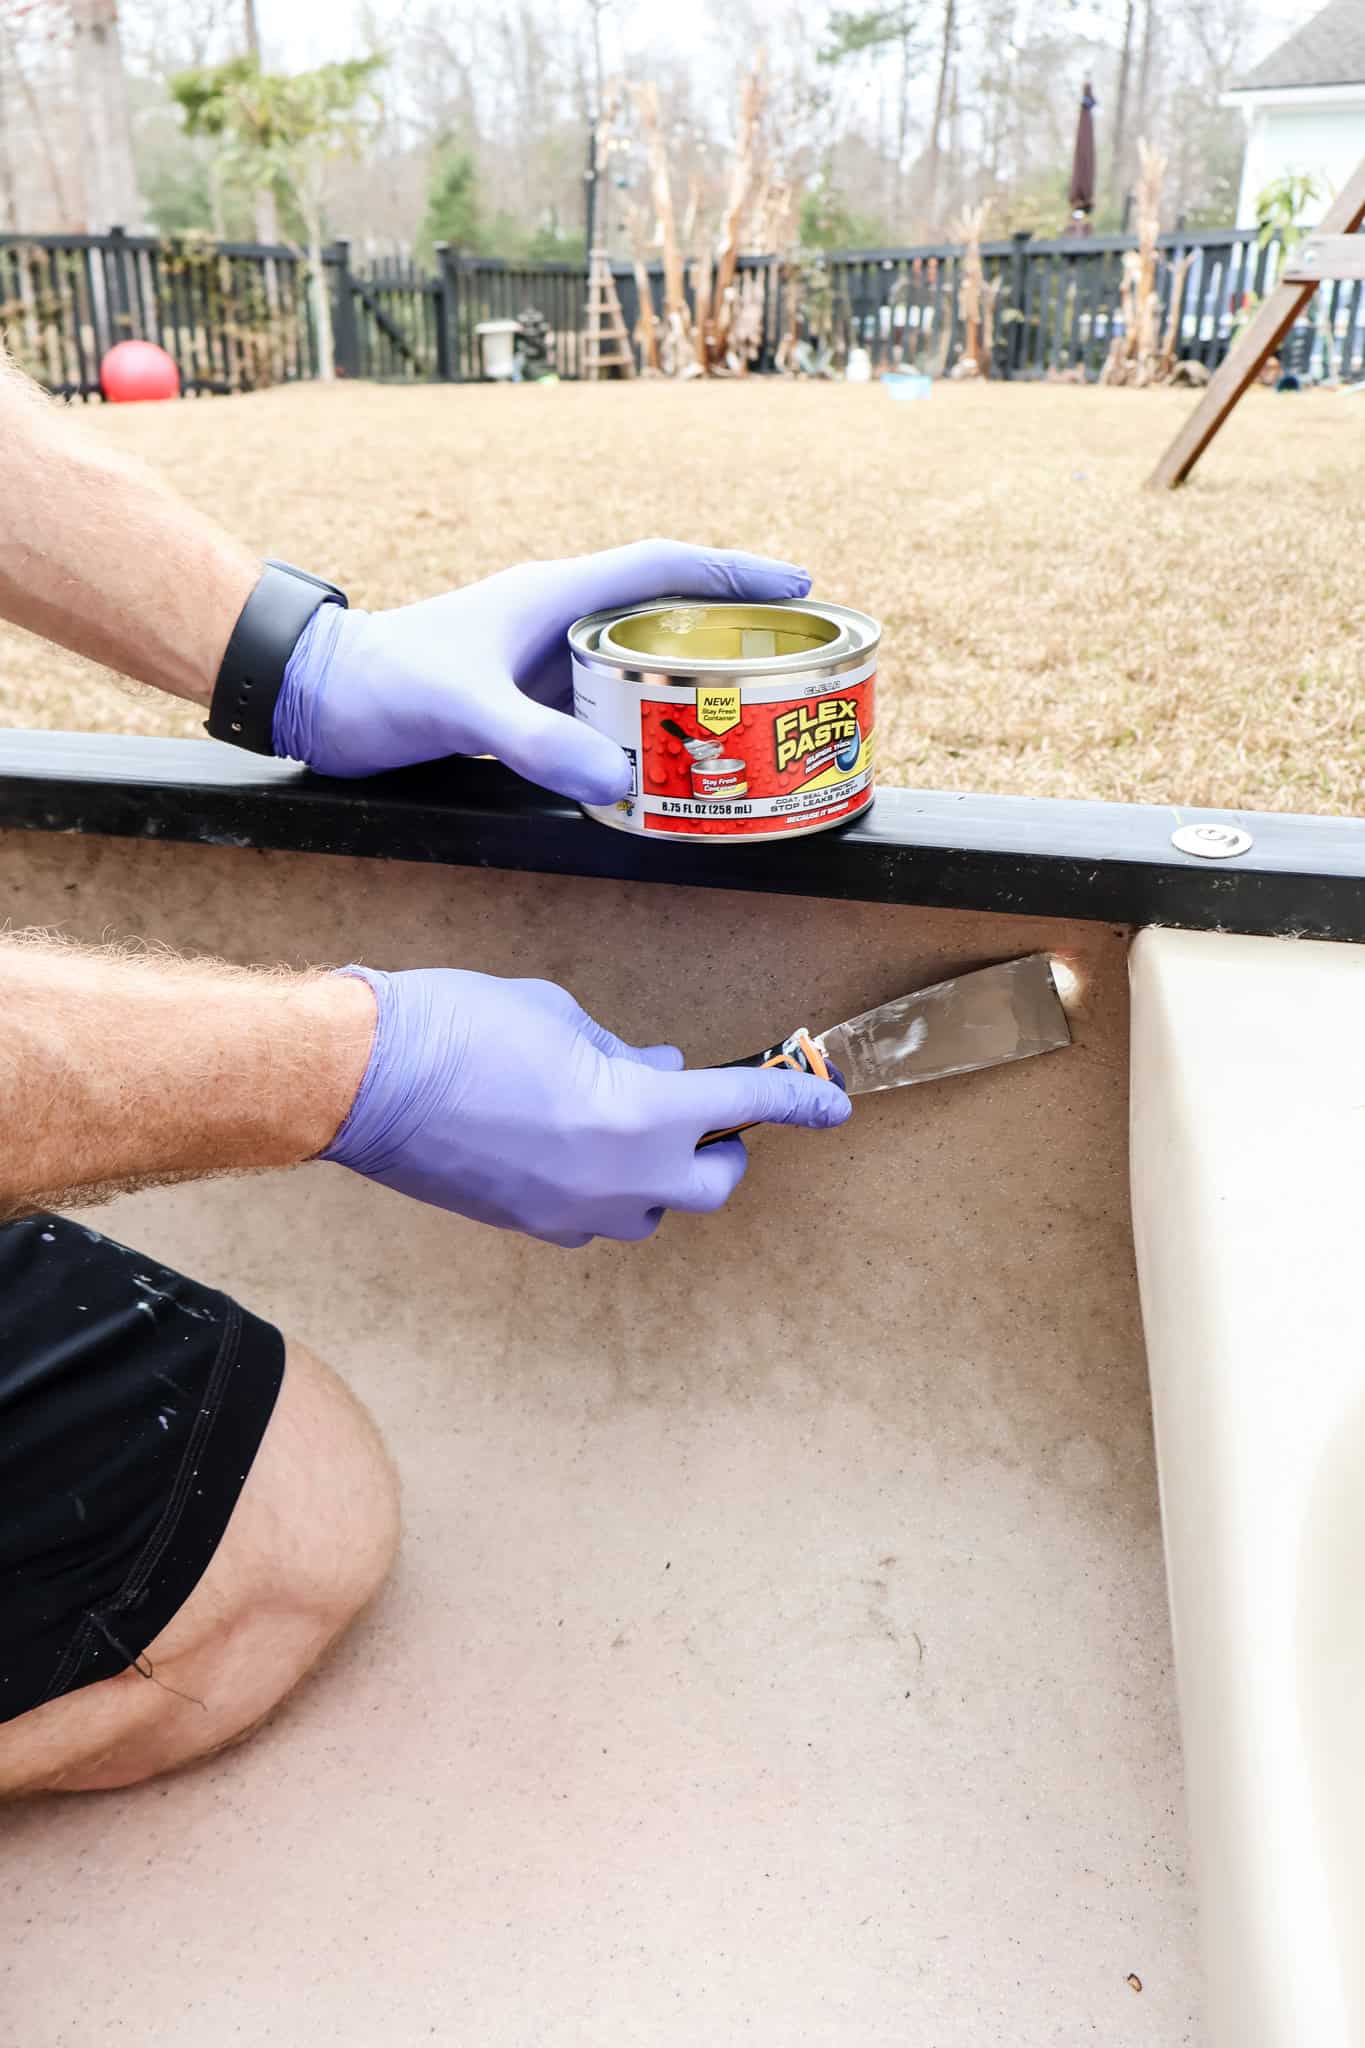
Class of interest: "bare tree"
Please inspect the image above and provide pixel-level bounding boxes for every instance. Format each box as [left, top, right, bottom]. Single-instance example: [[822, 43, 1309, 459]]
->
[[0, 4, 77, 224], [973, 0, 1016, 193], [406, 3, 480, 143], [77, 0, 1261, 263], [1109, 0, 1136, 210], [236, 0, 280, 240], [119, 0, 229, 74], [923, 0, 955, 234], [586, 0, 607, 112], [0, 31, 16, 228], [819, 8, 921, 235], [581, 0, 608, 248], [69, 0, 144, 228], [893, 7, 916, 226], [1134, 0, 1157, 160], [1181, 0, 1251, 89]]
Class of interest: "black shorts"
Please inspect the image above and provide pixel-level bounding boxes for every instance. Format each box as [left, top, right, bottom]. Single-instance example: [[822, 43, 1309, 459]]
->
[[0, 1212, 284, 1726]]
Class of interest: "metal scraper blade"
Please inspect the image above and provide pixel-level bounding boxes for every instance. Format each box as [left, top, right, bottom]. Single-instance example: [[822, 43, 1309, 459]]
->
[[817, 953, 1072, 1097]]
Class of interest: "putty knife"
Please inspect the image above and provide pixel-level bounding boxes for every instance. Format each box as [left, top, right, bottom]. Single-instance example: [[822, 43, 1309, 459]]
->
[[701, 953, 1072, 1145]]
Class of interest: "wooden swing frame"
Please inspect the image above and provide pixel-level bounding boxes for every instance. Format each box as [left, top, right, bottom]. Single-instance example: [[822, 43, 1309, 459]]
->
[[1148, 154, 1365, 489]]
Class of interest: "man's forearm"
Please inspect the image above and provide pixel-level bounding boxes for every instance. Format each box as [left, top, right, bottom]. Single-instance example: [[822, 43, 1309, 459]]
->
[[0, 935, 376, 1219], [0, 342, 258, 703]]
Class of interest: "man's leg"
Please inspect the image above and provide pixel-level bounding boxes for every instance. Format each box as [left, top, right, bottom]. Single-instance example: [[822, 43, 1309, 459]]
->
[[0, 1339, 399, 1796]]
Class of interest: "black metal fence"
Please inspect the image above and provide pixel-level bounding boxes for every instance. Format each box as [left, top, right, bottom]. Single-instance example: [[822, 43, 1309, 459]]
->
[[795, 227, 1364, 381], [0, 229, 315, 396], [3, 223, 1362, 396]]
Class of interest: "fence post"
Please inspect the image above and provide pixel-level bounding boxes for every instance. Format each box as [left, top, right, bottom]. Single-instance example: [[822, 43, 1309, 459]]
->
[[329, 236, 360, 378], [432, 241, 453, 380], [615, 257, 639, 358], [1006, 230, 1031, 379], [104, 222, 135, 349], [452, 248, 470, 379]]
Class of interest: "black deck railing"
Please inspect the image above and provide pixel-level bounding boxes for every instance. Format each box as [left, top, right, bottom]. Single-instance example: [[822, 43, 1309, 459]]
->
[[3, 224, 1362, 397], [5, 730, 1365, 944]]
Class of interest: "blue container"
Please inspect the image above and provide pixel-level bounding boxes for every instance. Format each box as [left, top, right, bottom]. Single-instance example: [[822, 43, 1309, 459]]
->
[[884, 372, 933, 402]]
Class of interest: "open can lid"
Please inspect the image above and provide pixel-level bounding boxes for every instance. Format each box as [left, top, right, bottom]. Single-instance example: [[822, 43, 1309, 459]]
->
[[600, 601, 852, 669]]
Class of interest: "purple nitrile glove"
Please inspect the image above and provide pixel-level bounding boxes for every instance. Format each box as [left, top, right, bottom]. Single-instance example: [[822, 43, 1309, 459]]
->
[[273, 539, 811, 802], [325, 968, 851, 1249]]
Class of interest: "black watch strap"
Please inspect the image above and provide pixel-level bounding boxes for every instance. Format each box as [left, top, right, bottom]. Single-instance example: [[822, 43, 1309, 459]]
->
[[206, 558, 348, 755]]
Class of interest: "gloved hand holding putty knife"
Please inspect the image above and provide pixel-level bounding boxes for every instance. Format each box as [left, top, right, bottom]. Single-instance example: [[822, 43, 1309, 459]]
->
[[324, 957, 1071, 1244]]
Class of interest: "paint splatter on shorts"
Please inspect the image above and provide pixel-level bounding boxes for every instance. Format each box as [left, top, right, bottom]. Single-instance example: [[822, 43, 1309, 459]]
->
[[0, 1212, 284, 1725]]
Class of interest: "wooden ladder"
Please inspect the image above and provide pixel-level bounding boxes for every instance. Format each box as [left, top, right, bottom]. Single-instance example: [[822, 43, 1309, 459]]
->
[[583, 247, 637, 381]]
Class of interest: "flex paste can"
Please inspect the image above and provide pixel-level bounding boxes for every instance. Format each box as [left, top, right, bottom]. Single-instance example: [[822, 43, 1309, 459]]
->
[[568, 599, 880, 841]]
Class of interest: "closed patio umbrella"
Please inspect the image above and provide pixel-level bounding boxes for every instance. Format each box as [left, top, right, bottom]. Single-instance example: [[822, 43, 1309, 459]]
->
[[1067, 82, 1097, 236]]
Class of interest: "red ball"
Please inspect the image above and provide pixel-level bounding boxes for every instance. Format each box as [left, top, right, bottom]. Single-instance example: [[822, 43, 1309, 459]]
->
[[100, 340, 180, 403]]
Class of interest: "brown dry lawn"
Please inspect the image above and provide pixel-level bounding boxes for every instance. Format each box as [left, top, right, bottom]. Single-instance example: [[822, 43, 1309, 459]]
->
[[4, 376, 1364, 815]]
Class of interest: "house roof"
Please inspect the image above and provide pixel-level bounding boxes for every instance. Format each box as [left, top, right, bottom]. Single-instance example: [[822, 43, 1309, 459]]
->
[[1234, 0, 1365, 90]]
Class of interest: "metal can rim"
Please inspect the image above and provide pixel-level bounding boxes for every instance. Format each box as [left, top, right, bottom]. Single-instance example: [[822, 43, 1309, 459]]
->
[[569, 596, 880, 679]]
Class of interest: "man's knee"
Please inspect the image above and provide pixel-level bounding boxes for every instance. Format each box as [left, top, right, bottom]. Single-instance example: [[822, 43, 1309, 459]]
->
[[4, 1340, 399, 1797], [96, 1337, 399, 1788], [248, 1337, 401, 1635]]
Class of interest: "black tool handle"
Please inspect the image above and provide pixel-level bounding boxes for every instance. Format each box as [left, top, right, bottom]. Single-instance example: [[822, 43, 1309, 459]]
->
[[698, 1031, 836, 1148]]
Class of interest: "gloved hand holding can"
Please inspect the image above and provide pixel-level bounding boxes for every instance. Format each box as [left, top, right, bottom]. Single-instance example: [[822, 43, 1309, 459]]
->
[[322, 968, 852, 1247], [272, 539, 812, 800]]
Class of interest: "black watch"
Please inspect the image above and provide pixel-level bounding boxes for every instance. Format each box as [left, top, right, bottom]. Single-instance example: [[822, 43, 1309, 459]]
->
[[205, 558, 348, 755]]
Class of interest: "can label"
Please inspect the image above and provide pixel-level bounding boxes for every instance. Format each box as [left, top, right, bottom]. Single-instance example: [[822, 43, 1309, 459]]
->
[[573, 660, 876, 838], [691, 758, 748, 800]]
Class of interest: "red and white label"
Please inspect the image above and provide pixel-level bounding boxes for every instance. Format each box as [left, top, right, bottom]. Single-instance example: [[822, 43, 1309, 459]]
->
[[573, 659, 877, 839]]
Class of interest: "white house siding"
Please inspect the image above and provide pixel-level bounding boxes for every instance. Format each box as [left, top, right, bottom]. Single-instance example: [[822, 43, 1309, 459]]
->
[[1235, 99, 1365, 223]]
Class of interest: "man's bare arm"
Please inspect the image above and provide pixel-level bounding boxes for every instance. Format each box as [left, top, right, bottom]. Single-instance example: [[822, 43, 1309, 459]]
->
[[0, 933, 851, 1240], [0, 341, 257, 704], [0, 934, 377, 1220]]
